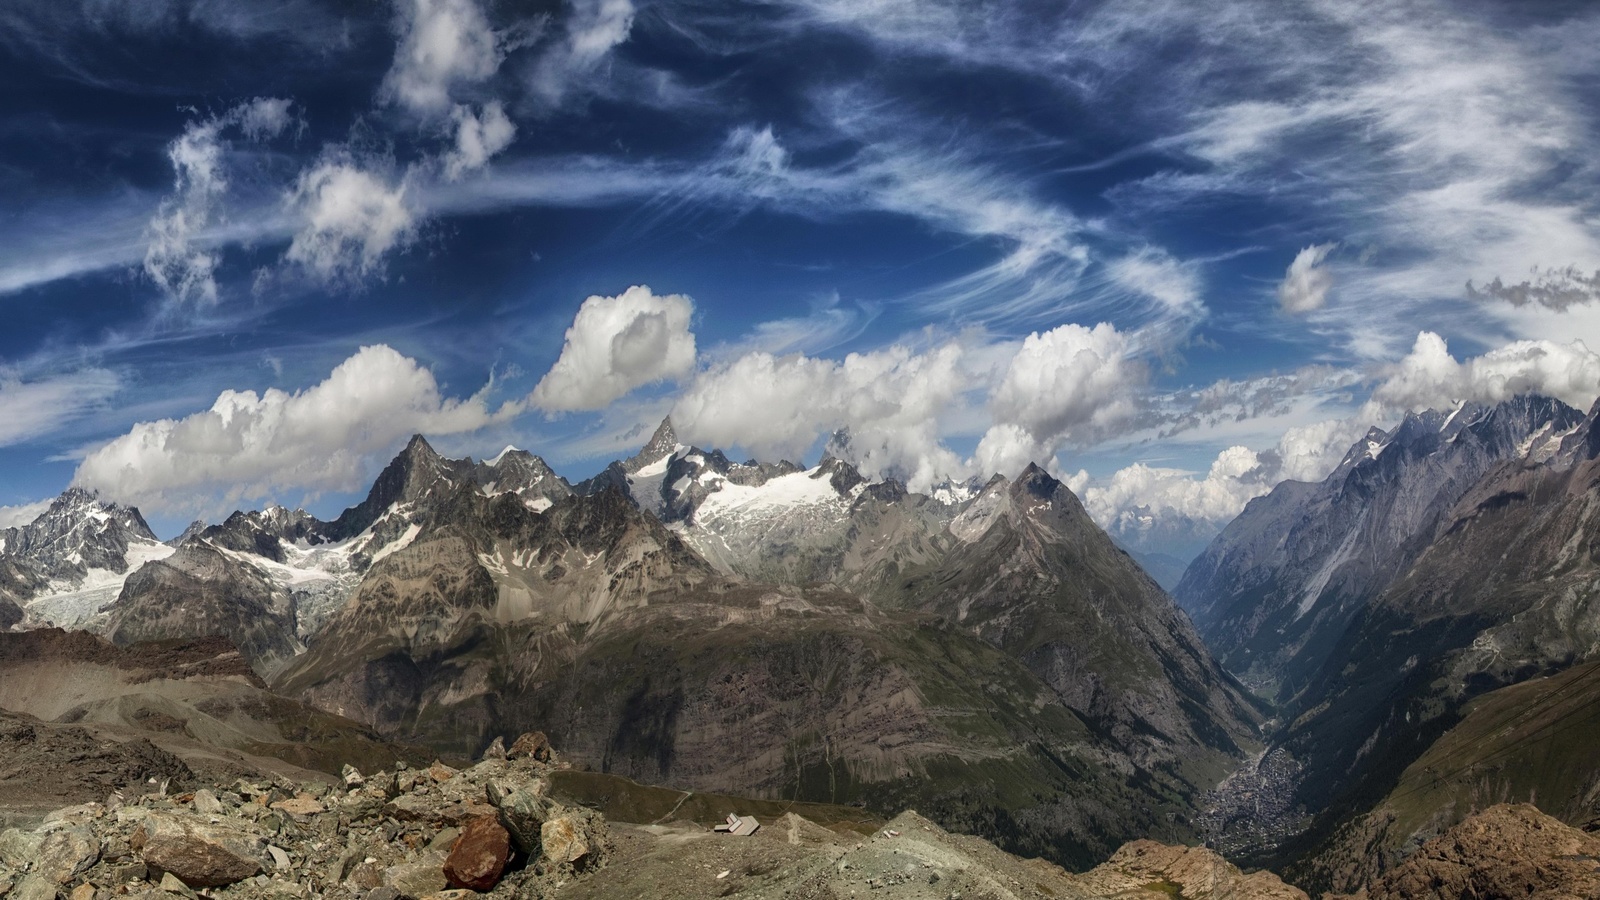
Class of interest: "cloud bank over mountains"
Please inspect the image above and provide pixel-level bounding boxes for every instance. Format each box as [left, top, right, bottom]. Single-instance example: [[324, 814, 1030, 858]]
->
[[3, 0, 1600, 548]]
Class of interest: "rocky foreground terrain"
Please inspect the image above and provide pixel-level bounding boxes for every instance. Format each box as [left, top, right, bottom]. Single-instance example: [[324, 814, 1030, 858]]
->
[[0, 729, 1315, 900]]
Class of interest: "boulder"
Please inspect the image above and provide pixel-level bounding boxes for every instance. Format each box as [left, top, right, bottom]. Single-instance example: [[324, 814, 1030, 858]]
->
[[191, 789, 223, 816], [341, 764, 365, 788], [36, 827, 99, 883], [481, 736, 506, 760], [132, 813, 264, 888], [442, 816, 512, 891], [491, 779, 551, 854], [0, 828, 43, 869], [9, 875, 58, 900], [507, 732, 552, 762], [382, 861, 448, 900], [541, 807, 608, 871]]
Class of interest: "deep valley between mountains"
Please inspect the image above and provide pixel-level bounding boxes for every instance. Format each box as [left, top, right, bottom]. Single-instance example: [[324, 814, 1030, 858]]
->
[[5, 403, 1600, 899]]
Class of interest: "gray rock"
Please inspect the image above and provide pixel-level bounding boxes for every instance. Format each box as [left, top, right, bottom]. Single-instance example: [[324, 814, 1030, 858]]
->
[[0, 828, 43, 869], [9, 874, 59, 900], [191, 790, 223, 817], [492, 779, 550, 855], [35, 827, 99, 884], [381, 862, 447, 900]]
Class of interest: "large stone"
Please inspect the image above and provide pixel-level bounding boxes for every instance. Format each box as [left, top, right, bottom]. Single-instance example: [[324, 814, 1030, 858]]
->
[[9, 874, 58, 900], [541, 813, 593, 869], [0, 828, 43, 869], [492, 779, 551, 854], [382, 861, 447, 900], [192, 789, 223, 816], [133, 813, 264, 888], [269, 797, 325, 817], [442, 816, 512, 891], [506, 732, 552, 762], [36, 827, 100, 883]]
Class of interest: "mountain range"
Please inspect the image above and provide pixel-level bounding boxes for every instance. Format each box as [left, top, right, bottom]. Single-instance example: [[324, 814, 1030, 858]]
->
[[7, 396, 1600, 895], [0, 418, 1259, 870]]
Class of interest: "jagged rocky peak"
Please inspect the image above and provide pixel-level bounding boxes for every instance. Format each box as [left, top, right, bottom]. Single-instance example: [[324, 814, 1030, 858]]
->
[[622, 416, 682, 474], [812, 454, 865, 494], [475, 445, 573, 507], [326, 434, 471, 539], [0, 486, 158, 571]]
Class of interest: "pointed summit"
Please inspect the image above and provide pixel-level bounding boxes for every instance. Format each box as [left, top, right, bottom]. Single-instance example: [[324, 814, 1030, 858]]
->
[[622, 416, 683, 474], [326, 433, 469, 539]]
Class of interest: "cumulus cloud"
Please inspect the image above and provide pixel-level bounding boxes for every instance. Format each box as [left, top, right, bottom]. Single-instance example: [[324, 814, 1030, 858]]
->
[[1078, 445, 1271, 531], [443, 101, 516, 180], [975, 322, 1144, 476], [1276, 242, 1337, 314], [530, 0, 635, 107], [143, 97, 295, 305], [673, 342, 968, 489], [1468, 265, 1600, 312], [382, 0, 505, 118], [0, 368, 121, 447], [531, 285, 697, 412], [73, 345, 510, 512], [1374, 331, 1600, 413], [284, 157, 417, 286]]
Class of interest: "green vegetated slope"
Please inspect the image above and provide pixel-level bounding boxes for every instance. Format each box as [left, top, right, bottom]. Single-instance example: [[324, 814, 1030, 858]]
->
[[1290, 658, 1600, 894]]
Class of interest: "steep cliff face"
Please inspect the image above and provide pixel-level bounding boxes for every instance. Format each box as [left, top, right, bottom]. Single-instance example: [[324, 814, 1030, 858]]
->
[[1176, 396, 1583, 701], [1264, 401, 1600, 875]]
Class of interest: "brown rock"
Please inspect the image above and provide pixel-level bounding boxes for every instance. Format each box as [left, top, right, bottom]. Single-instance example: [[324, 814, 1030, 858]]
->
[[1076, 839, 1307, 900], [132, 813, 263, 888], [70, 883, 96, 900], [542, 815, 588, 867], [442, 816, 512, 891], [507, 732, 553, 762], [427, 761, 457, 783], [269, 797, 325, 817], [1360, 803, 1600, 900]]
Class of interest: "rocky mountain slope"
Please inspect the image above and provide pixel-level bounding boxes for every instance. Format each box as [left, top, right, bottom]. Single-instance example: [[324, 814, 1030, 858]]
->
[[0, 629, 426, 788], [1294, 658, 1600, 893], [1176, 395, 1582, 701], [1261, 396, 1600, 880]]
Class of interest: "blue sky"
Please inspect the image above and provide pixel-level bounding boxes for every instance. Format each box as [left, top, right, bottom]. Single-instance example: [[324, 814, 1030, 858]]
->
[[3, 0, 1600, 544]]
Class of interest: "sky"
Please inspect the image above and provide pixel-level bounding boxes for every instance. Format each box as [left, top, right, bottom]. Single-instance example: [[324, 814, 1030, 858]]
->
[[4, 0, 1600, 551]]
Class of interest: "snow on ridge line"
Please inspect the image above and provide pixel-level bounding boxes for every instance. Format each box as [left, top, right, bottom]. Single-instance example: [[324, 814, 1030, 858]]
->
[[488, 445, 522, 466], [692, 466, 846, 521]]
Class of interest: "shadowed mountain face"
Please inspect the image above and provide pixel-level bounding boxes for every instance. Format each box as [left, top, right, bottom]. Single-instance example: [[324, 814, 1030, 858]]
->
[[1176, 395, 1583, 702], [1265, 399, 1600, 873]]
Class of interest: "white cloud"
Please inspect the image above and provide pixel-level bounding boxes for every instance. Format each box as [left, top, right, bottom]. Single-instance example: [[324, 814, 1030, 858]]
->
[[975, 322, 1144, 476], [0, 368, 121, 447], [443, 101, 516, 181], [531, 285, 697, 412], [0, 499, 50, 530], [1078, 445, 1270, 530], [673, 342, 969, 488], [284, 158, 417, 286], [1277, 242, 1337, 314], [73, 345, 510, 513], [1106, 247, 1206, 320], [382, 0, 504, 118], [1374, 330, 1600, 413], [530, 0, 636, 107], [143, 97, 295, 305]]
